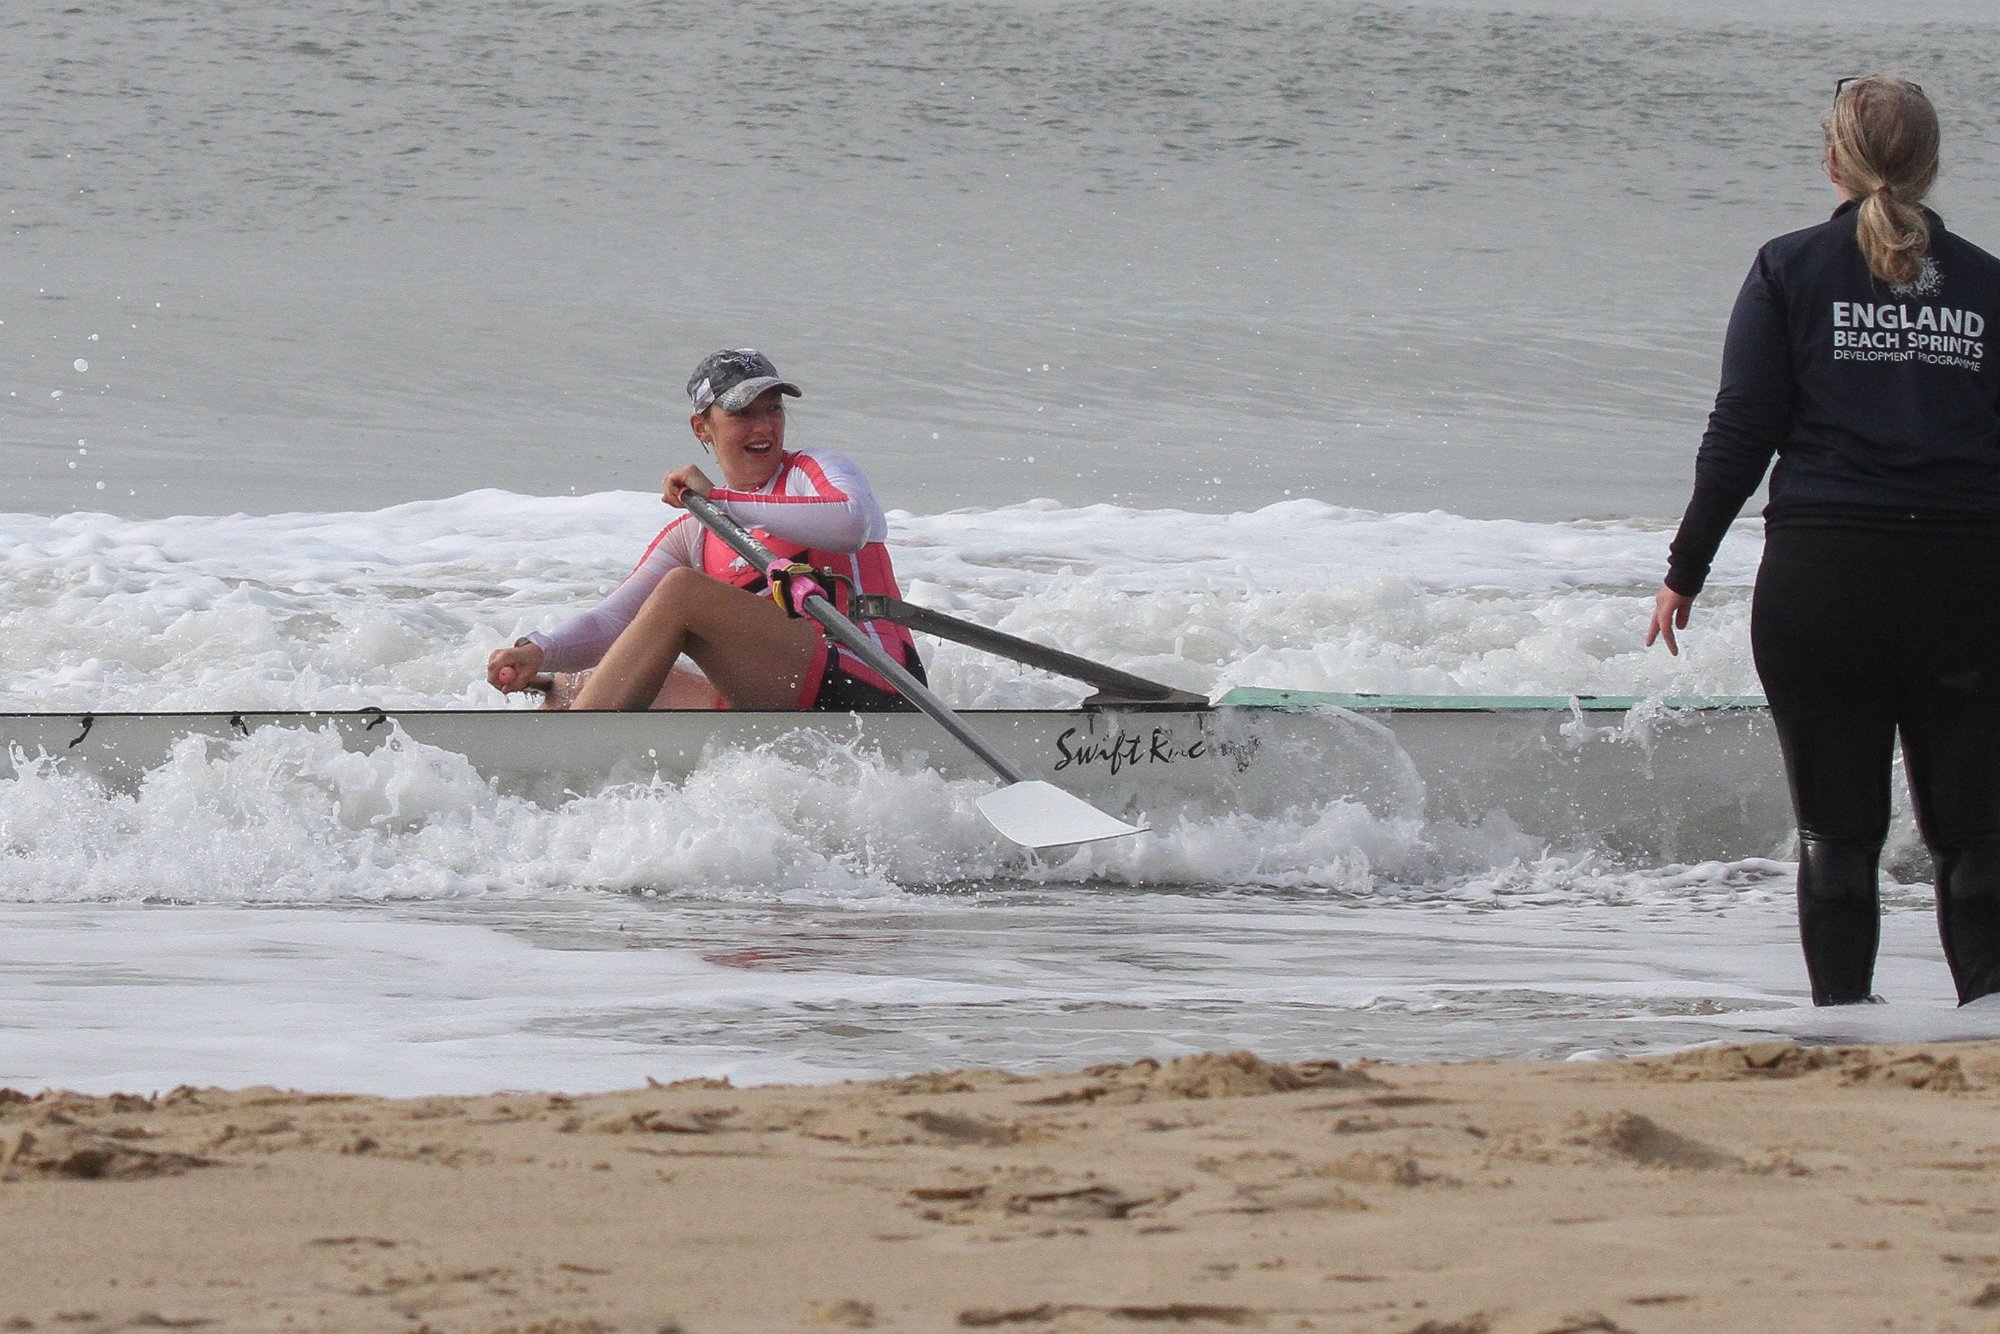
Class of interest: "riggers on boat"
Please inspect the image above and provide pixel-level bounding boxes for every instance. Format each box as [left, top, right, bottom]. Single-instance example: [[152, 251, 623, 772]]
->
[[1, 689, 1788, 863]]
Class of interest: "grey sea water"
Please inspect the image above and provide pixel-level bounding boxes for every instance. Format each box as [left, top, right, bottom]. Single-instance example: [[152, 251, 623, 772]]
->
[[10, 0, 2000, 521], [6, 0, 2000, 1095]]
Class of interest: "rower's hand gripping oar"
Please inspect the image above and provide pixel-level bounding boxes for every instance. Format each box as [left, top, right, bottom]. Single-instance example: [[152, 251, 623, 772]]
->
[[682, 493, 1145, 849]]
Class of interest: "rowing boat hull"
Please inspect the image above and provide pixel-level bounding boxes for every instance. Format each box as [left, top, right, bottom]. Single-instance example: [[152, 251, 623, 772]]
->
[[1235, 692, 1790, 864], [3, 692, 1793, 860]]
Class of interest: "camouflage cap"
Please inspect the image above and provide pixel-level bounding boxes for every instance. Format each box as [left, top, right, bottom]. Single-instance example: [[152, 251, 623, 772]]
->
[[685, 348, 803, 414]]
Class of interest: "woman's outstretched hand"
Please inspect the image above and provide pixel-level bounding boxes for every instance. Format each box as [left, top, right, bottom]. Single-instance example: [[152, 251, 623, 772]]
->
[[487, 640, 546, 692], [663, 465, 714, 509], [1646, 584, 1695, 656]]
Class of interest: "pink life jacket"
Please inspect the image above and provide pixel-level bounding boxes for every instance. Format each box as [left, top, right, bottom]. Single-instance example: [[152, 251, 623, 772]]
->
[[697, 451, 919, 692]]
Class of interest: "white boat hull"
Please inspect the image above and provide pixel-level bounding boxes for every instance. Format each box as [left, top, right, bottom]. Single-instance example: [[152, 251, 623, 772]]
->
[[1306, 696, 1788, 864], [3, 692, 1793, 861]]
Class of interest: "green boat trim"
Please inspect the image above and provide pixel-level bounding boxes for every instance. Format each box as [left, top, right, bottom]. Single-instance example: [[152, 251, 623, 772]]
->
[[1218, 687, 1770, 712]]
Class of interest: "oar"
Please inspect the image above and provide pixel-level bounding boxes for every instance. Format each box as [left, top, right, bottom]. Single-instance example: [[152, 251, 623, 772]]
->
[[850, 594, 1207, 707], [683, 492, 1146, 850]]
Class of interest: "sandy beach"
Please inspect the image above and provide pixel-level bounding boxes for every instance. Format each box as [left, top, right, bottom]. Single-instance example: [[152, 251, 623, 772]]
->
[[2, 1042, 1997, 1332]]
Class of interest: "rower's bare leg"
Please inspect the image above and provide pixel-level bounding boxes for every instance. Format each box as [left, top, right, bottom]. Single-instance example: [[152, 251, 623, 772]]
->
[[569, 568, 822, 710], [652, 667, 726, 709]]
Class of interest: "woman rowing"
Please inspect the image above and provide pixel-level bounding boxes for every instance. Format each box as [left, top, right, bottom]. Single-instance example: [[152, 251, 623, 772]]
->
[[486, 348, 923, 712], [1647, 76, 2000, 1006]]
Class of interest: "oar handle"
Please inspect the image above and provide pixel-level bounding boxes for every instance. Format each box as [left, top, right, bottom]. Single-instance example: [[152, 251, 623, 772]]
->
[[682, 492, 1028, 785]]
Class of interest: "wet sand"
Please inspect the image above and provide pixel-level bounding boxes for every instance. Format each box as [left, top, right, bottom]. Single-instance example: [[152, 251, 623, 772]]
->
[[3, 1042, 1998, 1332]]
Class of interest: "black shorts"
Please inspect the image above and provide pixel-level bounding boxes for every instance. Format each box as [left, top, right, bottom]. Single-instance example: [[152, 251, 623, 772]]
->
[[809, 648, 924, 713]]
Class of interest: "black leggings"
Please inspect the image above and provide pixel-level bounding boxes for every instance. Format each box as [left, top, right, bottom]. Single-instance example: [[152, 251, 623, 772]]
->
[[1753, 525, 2000, 1005]]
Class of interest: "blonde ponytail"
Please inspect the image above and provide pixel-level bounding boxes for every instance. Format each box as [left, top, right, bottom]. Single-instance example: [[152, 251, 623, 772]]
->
[[1825, 77, 1940, 287]]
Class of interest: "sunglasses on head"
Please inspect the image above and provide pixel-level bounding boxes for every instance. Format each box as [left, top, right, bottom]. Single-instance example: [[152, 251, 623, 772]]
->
[[1836, 76, 1923, 98]]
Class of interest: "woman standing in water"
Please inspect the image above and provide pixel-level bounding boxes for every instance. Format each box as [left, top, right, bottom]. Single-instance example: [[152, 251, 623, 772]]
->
[[486, 348, 923, 713], [1649, 76, 2000, 1007]]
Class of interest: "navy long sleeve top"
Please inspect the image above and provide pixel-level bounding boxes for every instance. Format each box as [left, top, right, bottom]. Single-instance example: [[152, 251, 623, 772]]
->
[[1665, 201, 2000, 595]]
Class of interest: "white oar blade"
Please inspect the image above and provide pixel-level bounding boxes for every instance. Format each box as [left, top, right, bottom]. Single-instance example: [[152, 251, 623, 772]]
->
[[975, 780, 1147, 849]]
